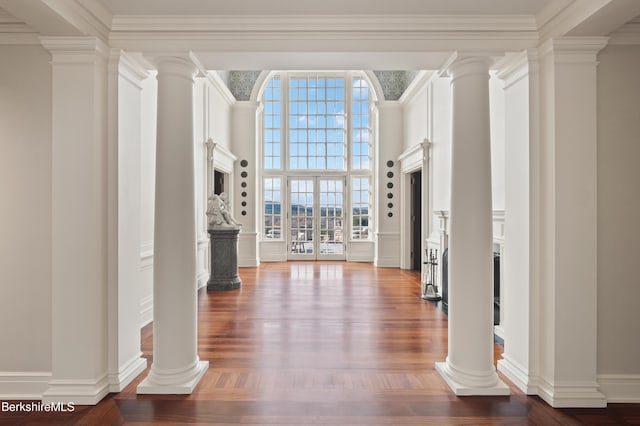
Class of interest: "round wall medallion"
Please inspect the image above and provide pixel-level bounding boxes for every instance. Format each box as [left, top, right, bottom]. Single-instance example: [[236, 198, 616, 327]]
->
[[386, 160, 394, 168], [241, 211, 247, 216], [387, 182, 393, 189], [387, 171, 394, 178], [241, 182, 247, 188], [241, 191, 247, 197], [387, 193, 393, 199], [241, 171, 248, 178], [240, 159, 248, 167], [241, 201, 247, 207], [387, 202, 393, 208], [388, 212, 393, 218]]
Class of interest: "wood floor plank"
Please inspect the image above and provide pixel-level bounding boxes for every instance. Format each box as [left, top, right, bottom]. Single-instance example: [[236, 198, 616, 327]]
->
[[3, 262, 639, 425]]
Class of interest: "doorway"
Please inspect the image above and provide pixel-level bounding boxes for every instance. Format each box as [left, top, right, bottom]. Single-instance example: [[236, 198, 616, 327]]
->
[[287, 177, 346, 261], [411, 171, 422, 271]]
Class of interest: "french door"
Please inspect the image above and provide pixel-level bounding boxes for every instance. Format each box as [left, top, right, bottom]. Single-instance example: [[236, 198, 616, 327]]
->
[[288, 177, 345, 260]]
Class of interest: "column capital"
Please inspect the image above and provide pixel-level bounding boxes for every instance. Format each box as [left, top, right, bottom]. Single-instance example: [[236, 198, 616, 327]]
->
[[40, 36, 108, 64], [153, 55, 199, 81], [539, 36, 609, 63], [439, 51, 502, 79]]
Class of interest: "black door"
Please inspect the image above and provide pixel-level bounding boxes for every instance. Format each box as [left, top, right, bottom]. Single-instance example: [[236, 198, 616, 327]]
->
[[411, 171, 422, 271]]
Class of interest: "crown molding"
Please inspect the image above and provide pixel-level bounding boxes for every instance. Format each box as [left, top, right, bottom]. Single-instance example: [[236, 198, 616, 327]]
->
[[0, 32, 39, 44], [608, 19, 640, 45], [110, 14, 538, 34]]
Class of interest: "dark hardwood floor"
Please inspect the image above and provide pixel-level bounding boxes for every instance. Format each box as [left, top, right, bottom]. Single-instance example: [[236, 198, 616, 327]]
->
[[2, 262, 639, 425]]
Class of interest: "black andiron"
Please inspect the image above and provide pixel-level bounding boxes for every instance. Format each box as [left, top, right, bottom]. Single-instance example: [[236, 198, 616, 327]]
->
[[422, 249, 442, 301]]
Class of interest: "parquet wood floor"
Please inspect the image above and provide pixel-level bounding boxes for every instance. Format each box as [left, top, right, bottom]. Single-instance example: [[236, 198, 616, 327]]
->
[[2, 262, 639, 425]]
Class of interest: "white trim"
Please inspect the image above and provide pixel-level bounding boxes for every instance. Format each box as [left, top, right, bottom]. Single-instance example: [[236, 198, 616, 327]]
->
[[0, 372, 51, 400], [42, 375, 110, 405], [497, 355, 540, 395], [399, 70, 435, 105], [205, 70, 236, 105], [111, 14, 537, 33], [108, 355, 147, 392], [398, 140, 427, 172], [212, 143, 238, 174], [374, 232, 400, 267], [598, 374, 640, 403], [140, 295, 153, 328], [535, 377, 607, 408], [140, 240, 154, 271], [0, 33, 40, 45], [609, 20, 640, 45]]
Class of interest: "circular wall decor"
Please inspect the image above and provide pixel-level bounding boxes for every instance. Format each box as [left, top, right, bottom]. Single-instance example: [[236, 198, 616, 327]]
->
[[387, 202, 393, 209], [241, 171, 248, 178], [386, 160, 394, 168], [387, 182, 393, 189], [241, 201, 247, 207], [387, 171, 394, 178], [241, 182, 247, 188], [240, 159, 248, 167], [241, 191, 247, 197], [388, 212, 393, 218], [241, 211, 247, 216], [387, 193, 393, 199]]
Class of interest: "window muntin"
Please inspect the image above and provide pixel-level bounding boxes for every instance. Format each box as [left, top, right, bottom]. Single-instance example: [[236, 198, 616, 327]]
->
[[263, 177, 282, 239], [289, 76, 346, 170], [351, 177, 371, 240], [263, 77, 281, 170], [261, 72, 374, 242], [352, 77, 370, 170]]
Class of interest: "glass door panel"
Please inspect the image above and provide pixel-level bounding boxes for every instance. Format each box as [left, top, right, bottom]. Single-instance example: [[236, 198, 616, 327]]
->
[[287, 177, 346, 260], [288, 179, 315, 259], [318, 179, 344, 259]]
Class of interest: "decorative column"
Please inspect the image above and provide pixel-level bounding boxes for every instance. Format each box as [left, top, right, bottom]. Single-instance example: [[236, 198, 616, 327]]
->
[[41, 37, 111, 405], [137, 56, 208, 394], [435, 55, 509, 395]]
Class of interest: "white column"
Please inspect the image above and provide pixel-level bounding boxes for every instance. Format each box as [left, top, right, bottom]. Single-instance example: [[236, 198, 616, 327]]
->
[[533, 37, 607, 408], [436, 55, 509, 395], [137, 56, 208, 394], [40, 37, 111, 405]]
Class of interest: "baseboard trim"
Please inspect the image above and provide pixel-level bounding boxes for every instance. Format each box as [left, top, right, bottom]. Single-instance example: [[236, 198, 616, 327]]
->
[[42, 374, 110, 405], [497, 355, 539, 395], [536, 377, 607, 408], [598, 374, 640, 403], [0, 371, 51, 400], [108, 355, 147, 392], [374, 257, 400, 267], [238, 257, 259, 267]]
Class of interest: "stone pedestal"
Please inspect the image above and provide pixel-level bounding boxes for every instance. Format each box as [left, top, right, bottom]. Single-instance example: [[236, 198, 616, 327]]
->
[[208, 228, 242, 291]]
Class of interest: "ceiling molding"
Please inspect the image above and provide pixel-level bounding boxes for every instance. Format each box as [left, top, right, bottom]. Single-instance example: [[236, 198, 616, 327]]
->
[[608, 16, 640, 45], [110, 14, 538, 33]]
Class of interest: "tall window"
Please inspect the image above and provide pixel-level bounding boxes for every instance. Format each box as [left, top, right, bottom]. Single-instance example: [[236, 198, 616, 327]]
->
[[261, 72, 374, 244], [263, 77, 281, 169]]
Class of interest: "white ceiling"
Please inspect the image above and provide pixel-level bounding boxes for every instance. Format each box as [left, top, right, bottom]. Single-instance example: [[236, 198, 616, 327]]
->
[[97, 0, 553, 16]]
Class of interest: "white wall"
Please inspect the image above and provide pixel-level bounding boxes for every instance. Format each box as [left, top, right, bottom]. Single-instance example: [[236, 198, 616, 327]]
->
[[0, 45, 52, 386], [430, 76, 452, 216], [596, 45, 640, 379], [375, 102, 402, 267]]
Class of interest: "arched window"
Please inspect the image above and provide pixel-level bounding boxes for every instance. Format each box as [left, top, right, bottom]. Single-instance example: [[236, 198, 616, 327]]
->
[[260, 72, 375, 260]]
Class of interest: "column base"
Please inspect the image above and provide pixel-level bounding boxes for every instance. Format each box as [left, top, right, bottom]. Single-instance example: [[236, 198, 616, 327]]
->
[[137, 360, 209, 394], [207, 277, 241, 291], [436, 361, 510, 396]]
